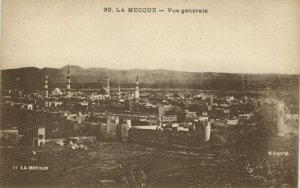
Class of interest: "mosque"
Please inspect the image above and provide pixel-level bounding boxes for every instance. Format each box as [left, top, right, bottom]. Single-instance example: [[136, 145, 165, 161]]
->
[[43, 65, 140, 100]]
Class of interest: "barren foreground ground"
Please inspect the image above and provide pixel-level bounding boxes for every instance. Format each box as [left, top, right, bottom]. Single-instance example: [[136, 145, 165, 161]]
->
[[0, 135, 298, 188]]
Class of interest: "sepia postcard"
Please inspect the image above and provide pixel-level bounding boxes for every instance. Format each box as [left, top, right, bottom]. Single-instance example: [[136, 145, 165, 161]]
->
[[0, 0, 299, 187]]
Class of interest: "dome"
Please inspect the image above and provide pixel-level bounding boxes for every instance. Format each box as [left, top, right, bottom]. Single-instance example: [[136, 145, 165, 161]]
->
[[52, 88, 62, 95]]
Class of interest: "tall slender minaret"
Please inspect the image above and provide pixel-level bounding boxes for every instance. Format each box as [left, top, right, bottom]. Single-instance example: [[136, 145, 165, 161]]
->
[[134, 75, 139, 99], [147, 73, 152, 87], [118, 84, 121, 99], [242, 74, 245, 96], [105, 74, 110, 96], [66, 65, 71, 96], [44, 70, 48, 98]]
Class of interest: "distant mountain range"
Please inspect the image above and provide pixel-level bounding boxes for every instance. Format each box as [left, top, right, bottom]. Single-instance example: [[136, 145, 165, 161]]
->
[[1, 65, 299, 92]]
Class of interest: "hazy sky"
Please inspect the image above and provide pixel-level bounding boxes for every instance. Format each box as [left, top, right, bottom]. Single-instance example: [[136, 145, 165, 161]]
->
[[1, 0, 300, 74]]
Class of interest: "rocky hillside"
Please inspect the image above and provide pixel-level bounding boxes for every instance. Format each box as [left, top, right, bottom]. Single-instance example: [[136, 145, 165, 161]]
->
[[1, 65, 299, 92]]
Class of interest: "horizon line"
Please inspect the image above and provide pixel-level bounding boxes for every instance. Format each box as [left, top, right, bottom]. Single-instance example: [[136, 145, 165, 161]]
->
[[1, 65, 300, 76]]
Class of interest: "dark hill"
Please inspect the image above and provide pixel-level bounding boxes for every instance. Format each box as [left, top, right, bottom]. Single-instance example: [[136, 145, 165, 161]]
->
[[1, 66, 299, 93]]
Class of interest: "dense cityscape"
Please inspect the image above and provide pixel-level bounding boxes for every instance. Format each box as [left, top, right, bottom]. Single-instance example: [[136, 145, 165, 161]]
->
[[0, 66, 299, 187]]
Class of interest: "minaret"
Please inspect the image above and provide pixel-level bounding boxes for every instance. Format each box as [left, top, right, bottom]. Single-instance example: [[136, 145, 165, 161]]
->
[[134, 75, 139, 99], [147, 73, 152, 87], [66, 65, 71, 96], [242, 74, 245, 96], [106, 74, 110, 96], [118, 84, 121, 99], [44, 70, 48, 98]]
